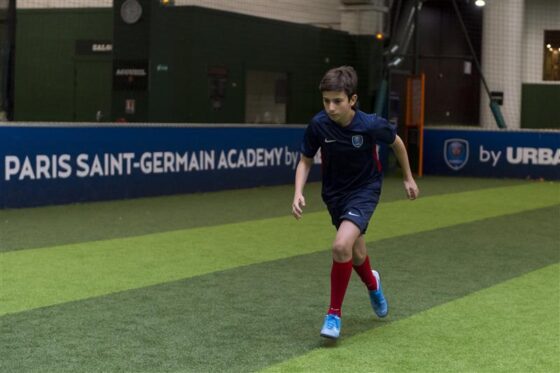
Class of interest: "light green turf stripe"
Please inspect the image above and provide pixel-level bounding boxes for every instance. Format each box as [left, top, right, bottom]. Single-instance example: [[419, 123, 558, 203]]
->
[[262, 263, 560, 373], [1, 183, 558, 316]]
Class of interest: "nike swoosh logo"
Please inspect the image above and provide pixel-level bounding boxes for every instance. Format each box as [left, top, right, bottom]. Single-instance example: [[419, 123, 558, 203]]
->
[[325, 139, 336, 143], [348, 212, 360, 217]]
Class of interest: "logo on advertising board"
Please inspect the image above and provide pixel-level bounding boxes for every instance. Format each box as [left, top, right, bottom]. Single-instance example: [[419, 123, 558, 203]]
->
[[444, 138, 469, 171]]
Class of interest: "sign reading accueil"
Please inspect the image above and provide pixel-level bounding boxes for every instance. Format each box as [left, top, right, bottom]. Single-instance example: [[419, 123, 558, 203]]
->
[[424, 128, 560, 180], [113, 60, 148, 90]]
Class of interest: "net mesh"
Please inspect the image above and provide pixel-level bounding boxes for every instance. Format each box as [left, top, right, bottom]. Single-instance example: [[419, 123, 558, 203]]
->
[[407, 75, 423, 128], [4, 0, 559, 129], [404, 73, 424, 175]]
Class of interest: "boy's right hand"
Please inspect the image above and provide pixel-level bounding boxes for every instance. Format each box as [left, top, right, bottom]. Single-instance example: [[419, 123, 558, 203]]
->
[[292, 194, 306, 220]]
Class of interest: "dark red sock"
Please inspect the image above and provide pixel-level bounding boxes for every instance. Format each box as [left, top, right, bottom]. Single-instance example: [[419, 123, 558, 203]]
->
[[353, 256, 378, 291], [328, 259, 353, 317]]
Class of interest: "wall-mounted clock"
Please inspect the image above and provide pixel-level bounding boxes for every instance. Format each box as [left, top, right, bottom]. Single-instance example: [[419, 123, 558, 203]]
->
[[121, 0, 143, 24]]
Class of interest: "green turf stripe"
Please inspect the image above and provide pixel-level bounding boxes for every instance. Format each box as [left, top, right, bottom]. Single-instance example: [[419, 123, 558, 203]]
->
[[0, 183, 558, 316], [1, 207, 558, 372], [263, 263, 560, 373], [0, 176, 527, 253]]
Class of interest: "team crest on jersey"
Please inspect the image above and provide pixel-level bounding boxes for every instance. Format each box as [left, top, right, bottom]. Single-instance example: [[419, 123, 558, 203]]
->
[[352, 135, 363, 148], [444, 138, 469, 170]]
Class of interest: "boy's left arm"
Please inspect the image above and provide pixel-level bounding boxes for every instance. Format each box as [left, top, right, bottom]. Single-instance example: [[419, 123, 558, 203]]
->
[[389, 135, 420, 200]]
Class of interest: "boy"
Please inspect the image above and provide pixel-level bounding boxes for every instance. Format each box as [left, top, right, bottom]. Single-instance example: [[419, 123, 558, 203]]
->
[[292, 66, 419, 339]]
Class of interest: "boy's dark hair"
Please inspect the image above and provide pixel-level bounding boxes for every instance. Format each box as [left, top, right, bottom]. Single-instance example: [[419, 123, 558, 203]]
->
[[318, 66, 358, 98]]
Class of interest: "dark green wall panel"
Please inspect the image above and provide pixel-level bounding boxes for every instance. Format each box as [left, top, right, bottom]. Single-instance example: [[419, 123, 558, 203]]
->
[[14, 9, 112, 121], [149, 6, 383, 124], [14, 6, 383, 123], [111, 0, 151, 122], [521, 84, 560, 129]]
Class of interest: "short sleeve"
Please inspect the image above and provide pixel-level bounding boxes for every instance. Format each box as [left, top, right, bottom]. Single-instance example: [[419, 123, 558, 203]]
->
[[300, 121, 321, 158], [371, 115, 397, 145]]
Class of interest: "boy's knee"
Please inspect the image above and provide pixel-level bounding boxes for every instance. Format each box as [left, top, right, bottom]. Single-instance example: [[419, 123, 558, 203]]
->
[[332, 241, 352, 261]]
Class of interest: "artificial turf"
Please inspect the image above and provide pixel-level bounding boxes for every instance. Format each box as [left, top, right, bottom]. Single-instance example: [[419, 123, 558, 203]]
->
[[264, 263, 560, 373], [0, 177, 558, 372], [1, 182, 557, 315], [0, 176, 527, 253]]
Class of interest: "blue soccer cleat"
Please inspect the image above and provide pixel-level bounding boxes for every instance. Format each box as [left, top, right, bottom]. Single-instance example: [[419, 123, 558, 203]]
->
[[369, 270, 388, 318], [320, 314, 341, 339]]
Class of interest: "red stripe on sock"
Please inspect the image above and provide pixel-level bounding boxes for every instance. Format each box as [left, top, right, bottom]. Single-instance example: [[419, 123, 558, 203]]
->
[[328, 259, 353, 317], [353, 256, 378, 291]]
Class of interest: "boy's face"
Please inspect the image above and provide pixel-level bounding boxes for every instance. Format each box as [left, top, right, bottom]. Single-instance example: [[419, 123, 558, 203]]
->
[[322, 91, 358, 124]]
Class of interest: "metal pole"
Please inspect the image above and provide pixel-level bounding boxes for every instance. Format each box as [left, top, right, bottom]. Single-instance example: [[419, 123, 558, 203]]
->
[[3, 0, 16, 120], [450, 0, 491, 97], [413, 0, 420, 75], [450, 0, 506, 128]]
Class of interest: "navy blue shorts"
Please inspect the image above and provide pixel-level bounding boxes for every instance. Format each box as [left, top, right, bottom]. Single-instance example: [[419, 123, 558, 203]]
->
[[326, 185, 381, 234]]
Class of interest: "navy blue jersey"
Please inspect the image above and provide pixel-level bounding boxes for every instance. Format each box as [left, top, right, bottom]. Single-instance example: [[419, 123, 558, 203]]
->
[[301, 109, 396, 203]]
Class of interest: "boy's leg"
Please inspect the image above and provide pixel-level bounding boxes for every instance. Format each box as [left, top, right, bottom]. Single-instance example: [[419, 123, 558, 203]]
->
[[351, 237, 388, 318], [328, 220, 361, 316], [321, 220, 361, 339], [352, 236, 378, 291]]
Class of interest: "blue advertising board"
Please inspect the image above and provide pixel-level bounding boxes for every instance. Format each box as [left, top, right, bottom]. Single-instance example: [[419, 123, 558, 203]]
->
[[424, 127, 560, 180], [0, 124, 321, 208]]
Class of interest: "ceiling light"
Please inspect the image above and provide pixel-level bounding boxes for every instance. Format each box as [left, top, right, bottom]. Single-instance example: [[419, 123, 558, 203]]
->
[[475, 0, 486, 7]]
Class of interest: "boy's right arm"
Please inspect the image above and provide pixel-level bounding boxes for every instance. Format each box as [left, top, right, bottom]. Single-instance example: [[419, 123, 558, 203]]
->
[[292, 155, 314, 220]]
